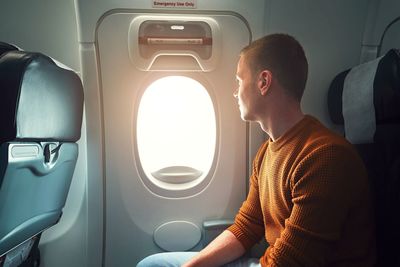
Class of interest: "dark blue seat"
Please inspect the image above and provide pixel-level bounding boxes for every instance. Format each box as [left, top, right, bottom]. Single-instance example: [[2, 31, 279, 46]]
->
[[328, 49, 400, 267], [0, 42, 84, 266]]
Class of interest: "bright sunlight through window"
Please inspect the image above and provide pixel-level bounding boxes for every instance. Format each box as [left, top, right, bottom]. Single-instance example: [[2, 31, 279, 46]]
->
[[137, 76, 216, 186]]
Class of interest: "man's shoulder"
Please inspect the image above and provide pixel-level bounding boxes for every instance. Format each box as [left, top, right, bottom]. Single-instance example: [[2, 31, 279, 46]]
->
[[305, 115, 352, 148], [300, 116, 361, 160]]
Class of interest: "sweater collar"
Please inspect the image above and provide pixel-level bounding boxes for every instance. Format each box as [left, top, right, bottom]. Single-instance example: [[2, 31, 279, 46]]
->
[[268, 115, 316, 152]]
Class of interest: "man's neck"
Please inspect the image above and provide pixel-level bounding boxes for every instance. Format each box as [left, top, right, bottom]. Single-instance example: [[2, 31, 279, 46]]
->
[[259, 101, 304, 142]]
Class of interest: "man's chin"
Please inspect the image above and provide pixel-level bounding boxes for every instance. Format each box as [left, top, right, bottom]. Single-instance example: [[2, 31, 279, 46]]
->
[[240, 113, 252, 122]]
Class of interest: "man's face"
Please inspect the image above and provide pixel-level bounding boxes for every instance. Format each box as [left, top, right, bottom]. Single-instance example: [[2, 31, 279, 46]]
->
[[234, 56, 260, 121]]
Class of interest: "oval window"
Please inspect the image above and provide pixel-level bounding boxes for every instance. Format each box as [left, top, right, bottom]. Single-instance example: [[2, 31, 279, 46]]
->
[[137, 76, 216, 189]]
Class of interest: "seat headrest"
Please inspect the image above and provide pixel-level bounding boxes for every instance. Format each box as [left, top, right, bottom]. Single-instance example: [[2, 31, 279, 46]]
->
[[328, 49, 400, 143], [0, 45, 84, 143]]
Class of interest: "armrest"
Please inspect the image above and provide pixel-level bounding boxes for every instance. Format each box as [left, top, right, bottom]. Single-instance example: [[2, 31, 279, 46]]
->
[[202, 219, 234, 247]]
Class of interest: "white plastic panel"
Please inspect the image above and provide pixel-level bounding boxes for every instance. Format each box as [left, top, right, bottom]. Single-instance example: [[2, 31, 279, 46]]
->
[[153, 221, 201, 251], [96, 11, 250, 266]]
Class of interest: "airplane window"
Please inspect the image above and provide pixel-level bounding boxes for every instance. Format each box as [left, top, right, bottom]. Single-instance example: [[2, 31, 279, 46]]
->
[[137, 76, 216, 187]]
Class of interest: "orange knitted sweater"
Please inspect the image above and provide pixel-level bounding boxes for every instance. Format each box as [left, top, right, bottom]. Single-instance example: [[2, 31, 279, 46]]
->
[[228, 115, 376, 266]]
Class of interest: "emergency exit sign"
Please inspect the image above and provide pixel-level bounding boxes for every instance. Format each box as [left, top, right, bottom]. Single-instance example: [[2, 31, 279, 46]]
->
[[152, 0, 197, 9]]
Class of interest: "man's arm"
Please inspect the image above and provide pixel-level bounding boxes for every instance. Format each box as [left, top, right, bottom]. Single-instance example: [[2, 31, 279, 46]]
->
[[182, 230, 246, 267], [260, 145, 372, 266], [184, 142, 269, 267]]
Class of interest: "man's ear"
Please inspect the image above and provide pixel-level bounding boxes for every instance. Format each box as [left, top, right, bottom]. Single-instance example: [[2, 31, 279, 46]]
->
[[258, 70, 272, 96]]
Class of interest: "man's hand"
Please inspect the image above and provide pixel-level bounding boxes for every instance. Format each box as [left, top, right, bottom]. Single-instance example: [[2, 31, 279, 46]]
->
[[182, 230, 246, 267]]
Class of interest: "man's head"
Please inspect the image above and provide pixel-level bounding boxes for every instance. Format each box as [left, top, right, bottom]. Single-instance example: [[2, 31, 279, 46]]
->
[[240, 33, 308, 102]]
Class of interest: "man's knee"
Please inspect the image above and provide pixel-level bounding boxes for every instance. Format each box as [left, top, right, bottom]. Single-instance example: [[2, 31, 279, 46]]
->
[[137, 253, 168, 267]]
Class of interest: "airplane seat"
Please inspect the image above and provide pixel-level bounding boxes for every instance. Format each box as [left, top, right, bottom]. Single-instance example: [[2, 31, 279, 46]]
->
[[328, 48, 400, 267], [0, 43, 17, 56], [0, 42, 84, 267]]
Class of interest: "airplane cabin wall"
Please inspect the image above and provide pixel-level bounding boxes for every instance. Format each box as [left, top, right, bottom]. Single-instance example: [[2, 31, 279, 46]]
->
[[0, 0, 80, 71], [264, 0, 399, 133], [362, 0, 400, 60], [264, 0, 370, 132], [0, 0, 399, 266]]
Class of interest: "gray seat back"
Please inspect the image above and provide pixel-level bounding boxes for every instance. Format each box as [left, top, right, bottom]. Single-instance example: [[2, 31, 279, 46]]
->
[[0, 43, 84, 258]]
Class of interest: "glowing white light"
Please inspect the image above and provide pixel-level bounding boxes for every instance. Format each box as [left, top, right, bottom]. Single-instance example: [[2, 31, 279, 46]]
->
[[137, 76, 216, 184], [171, 25, 185, 30]]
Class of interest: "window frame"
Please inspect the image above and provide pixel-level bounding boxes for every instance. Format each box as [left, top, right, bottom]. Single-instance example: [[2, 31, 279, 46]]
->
[[132, 73, 220, 198]]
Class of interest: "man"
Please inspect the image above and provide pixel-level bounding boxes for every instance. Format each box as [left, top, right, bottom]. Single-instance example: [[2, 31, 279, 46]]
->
[[137, 33, 376, 267]]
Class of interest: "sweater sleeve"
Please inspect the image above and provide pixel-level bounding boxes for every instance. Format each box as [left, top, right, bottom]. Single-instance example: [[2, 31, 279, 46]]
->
[[260, 144, 369, 266], [227, 142, 268, 250]]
